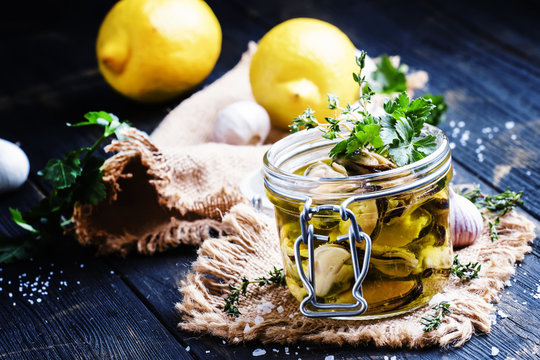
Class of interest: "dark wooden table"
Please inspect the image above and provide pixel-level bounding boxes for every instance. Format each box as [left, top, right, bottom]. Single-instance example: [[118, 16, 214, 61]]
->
[[1, 0, 539, 359]]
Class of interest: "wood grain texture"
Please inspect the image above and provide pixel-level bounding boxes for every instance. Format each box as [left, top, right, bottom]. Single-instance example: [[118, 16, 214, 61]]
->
[[0, 0, 538, 359]]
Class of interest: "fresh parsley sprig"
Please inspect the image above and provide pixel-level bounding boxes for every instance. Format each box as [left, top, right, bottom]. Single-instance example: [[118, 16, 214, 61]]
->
[[290, 51, 442, 168], [371, 54, 408, 94], [223, 267, 286, 318], [461, 186, 523, 241], [421, 301, 452, 332], [1, 111, 129, 264], [450, 255, 481, 280]]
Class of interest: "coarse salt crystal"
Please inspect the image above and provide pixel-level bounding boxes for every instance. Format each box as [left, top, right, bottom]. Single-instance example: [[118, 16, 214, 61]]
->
[[489, 314, 497, 325], [254, 315, 264, 325], [277, 305, 284, 313], [505, 121, 515, 129], [449, 120, 456, 127], [491, 346, 499, 356], [205, 350, 210, 354], [36, 298, 42, 303], [391, 357, 397, 360], [497, 310, 509, 318], [289, 314, 294, 318], [233, 337, 239, 342], [252, 349, 266, 357], [458, 121, 465, 128], [185, 346, 190, 352], [273, 348, 279, 353], [243, 324, 251, 333], [504, 280, 512, 287], [256, 301, 275, 315], [325, 356, 335, 360]]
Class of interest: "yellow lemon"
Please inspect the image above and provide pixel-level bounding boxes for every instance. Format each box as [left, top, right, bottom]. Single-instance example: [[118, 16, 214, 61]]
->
[[250, 18, 358, 130], [97, 0, 221, 102]]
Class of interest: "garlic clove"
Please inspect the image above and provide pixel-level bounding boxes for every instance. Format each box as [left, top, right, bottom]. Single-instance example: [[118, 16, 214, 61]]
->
[[213, 101, 270, 146], [0, 138, 30, 194], [449, 187, 484, 248]]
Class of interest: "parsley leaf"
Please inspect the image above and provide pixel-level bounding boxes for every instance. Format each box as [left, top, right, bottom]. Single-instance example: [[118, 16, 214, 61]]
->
[[371, 55, 407, 94], [38, 152, 81, 189], [423, 93, 448, 126], [1, 112, 130, 264], [382, 92, 437, 166]]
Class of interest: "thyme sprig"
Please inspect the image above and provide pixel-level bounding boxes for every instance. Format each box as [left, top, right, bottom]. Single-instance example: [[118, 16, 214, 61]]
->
[[461, 186, 523, 241], [450, 255, 481, 280], [223, 267, 286, 318], [421, 301, 452, 332]]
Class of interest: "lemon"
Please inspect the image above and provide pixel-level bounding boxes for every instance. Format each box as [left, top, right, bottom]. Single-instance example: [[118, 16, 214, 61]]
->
[[250, 18, 358, 130], [97, 0, 221, 102]]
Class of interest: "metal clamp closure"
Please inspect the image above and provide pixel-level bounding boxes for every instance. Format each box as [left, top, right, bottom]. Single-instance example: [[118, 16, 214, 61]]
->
[[294, 198, 372, 318]]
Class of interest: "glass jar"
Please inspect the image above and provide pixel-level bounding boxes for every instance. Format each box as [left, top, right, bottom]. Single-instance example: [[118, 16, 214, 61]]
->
[[263, 125, 453, 319]]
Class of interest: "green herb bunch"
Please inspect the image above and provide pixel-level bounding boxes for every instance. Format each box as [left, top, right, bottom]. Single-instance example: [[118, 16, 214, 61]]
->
[[290, 51, 444, 167], [2, 111, 129, 263], [461, 186, 523, 241], [421, 301, 452, 332], [223, 267, 286, 318], [450, 255, 481, 280]]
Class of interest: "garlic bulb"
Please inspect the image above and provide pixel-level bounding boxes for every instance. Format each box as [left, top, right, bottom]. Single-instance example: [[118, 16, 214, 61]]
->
[[450, 187, 483, 248], [213, 101, 270, 145], [0, 138, 30, 194]]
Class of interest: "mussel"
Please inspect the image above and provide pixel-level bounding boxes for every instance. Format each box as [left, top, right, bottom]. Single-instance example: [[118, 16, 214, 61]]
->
[[370, 246, 419, 278], [376, 207, 432, 247], [333, 149, 396, 175], [303, 161, 347, 177]]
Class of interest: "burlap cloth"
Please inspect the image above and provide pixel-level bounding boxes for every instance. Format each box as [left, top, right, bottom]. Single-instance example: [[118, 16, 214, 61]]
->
[[72, 44, 536, 348]]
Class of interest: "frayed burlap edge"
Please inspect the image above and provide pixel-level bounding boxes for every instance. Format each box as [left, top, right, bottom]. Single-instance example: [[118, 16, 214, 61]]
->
[[176, 203, 535, 348], [73, 128, 239, 256]]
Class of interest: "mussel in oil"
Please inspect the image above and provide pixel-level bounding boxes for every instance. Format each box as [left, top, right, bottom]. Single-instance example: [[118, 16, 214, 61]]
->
[[370, 246, 419, 278], [333, 149, 396, 175]]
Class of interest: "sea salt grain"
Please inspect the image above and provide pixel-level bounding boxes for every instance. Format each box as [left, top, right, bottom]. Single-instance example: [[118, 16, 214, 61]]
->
[[277, 305, 284, 313], [256, 301, 275, 315], [243, 324, 251, 333], [458, 121, 465, 128], [252, 349, 266, 357], [325, 356, 335, 360], [254, 315, 264, 325], [505, 121, 515, 129], [491, 346, 500, 356], [497, 310, 509, 318]]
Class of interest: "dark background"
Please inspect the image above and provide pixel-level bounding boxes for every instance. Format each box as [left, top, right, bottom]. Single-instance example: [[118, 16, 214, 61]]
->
[[0, 1, 539, 359]]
